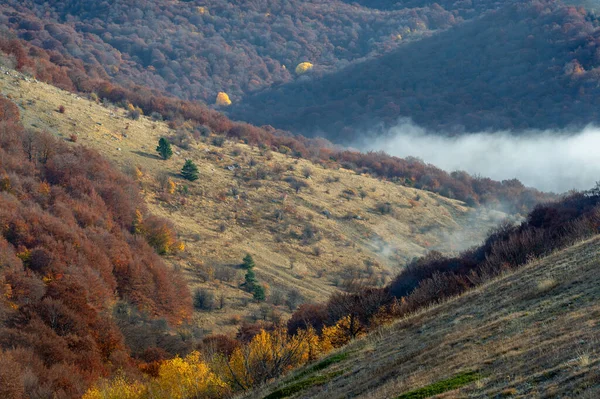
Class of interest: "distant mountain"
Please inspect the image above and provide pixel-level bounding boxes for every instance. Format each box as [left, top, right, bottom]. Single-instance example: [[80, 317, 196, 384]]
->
[[231, 1, 600, 141]]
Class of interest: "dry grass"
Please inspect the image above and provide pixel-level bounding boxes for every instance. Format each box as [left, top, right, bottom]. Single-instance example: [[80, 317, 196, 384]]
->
[[248, 235, 600, 398], [0, 68, 504, 333]]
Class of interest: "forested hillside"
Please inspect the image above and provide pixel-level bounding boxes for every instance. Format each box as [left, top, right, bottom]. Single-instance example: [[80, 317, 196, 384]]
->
[[0, 0, 460, 103], [0, 96, 191, 397], [232, 1, 600, 140]]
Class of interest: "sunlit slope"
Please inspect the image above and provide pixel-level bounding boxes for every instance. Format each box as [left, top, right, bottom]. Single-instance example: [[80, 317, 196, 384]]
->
[[0, 69, 504, 332], [250, 235, 600, 398]]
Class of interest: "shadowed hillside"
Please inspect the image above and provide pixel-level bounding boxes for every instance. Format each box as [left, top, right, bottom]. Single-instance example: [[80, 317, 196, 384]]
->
[[0, 0, 459, 103], [231, 1, 600, 140]]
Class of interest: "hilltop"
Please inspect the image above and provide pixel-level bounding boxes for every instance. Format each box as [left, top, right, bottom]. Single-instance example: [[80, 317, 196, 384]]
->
[[0, 67, 505, 333], [248, 234, 600, 398]]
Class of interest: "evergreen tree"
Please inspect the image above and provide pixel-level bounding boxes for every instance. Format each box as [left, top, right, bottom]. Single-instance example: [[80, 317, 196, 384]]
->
[[242, 254, 255, 269], [181, 159, 199, 181], [244, 268, 257, 290], [252, 284, 266, 302], [156, 137, 173, 160]]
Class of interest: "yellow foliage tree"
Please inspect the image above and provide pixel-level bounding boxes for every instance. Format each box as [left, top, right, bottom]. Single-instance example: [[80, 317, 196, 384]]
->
[[82, 375, 146, 399], [218, 328, 317, 389], [295, 62, 314, 75], [83, 353, 227, 399], [149, 352, 228, 399], [292, 327, 324, 363], [216, 92, 232, 107], [133, 209, 144, 235], [321, 315, 364, 348], [167, 178, 176, 194]]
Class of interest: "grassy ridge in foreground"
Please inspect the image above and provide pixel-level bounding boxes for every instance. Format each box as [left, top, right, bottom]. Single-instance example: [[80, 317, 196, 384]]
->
[[246, 235, 600, 398]]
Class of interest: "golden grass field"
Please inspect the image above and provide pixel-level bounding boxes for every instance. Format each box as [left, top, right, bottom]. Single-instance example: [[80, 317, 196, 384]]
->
[[0, 69, 506, 333], [248, 236, 600, 398]]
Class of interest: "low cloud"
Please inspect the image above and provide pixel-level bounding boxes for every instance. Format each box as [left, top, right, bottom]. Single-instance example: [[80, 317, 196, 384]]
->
[[361, 120, 600, 193]]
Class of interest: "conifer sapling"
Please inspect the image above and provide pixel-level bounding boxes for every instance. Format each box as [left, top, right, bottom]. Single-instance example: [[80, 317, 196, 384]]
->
[[181, 159, 199, 181], [157, 137, 173, 160]]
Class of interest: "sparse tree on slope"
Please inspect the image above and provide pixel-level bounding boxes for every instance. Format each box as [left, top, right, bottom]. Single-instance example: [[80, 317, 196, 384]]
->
[[156, 137, 173, 160], [181, 159, 199, 181], [242, 254, 255, 270]]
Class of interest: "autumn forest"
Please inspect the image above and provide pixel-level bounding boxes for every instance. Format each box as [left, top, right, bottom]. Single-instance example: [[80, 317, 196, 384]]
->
[[2, 0, 600, 398]]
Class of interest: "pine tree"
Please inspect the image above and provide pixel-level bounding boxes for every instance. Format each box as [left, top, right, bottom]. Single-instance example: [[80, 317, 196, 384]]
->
[[244, 269, 257, 290], [252, 284, 266, 302], [242, 254, 255, 269], [181, 159, 199, 181], [156, 137, 173, 160]]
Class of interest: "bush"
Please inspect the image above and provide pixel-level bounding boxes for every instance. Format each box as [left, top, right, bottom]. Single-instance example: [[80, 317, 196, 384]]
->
[[128, 108, 141, 120], [301, 224, 319, 245], [285, 177, 308, 193], [286, 289, 305, 312], [376, 202, 392, 214], [193, 289, 216, 311], [212, 136, 225, 147], [171, 130, 193, 150], [139, 215, 183, 255], [302, 166, 312, 178]]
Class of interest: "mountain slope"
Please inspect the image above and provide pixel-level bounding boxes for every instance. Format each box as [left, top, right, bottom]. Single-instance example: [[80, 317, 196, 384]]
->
[[249, 234, 600, 398], [231, 1, 600, 141], [0, 66, 505, 333]]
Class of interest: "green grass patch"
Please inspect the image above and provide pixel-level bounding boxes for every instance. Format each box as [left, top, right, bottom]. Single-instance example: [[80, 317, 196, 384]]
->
[[287, 352, 349, 383], [396, 371, 480, 399], [263, 370, 344, 399]]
